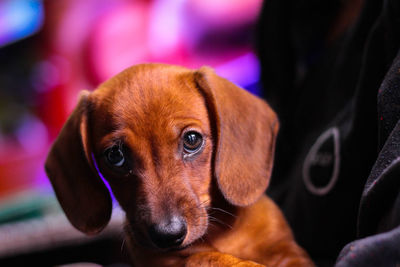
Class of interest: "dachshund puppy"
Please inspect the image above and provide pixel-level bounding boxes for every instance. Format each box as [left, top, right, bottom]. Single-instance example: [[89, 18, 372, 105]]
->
[[45, 64, 313, 266]]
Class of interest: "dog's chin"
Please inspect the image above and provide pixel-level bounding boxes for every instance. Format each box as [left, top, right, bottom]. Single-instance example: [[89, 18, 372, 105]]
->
[[163, 243, 189, 252], [125, 224, 190, 252]]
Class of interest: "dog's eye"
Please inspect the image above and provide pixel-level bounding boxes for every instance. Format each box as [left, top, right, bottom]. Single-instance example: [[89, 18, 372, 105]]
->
[[105, 145, 125, 167], [183, 131, 203, 154]]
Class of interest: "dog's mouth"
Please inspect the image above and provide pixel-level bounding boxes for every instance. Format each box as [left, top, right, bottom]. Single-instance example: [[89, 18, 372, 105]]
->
[[129, 230, 189, 252]]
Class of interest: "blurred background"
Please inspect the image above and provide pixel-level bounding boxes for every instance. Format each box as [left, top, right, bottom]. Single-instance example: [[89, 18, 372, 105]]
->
[[0, 0, 263, 265]]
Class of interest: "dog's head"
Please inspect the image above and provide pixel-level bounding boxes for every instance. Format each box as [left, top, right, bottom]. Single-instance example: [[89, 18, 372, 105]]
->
[[45, 64, 278, 250]]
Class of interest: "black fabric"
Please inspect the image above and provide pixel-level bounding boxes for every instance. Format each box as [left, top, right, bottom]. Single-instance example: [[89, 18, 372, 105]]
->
[[257, 0, 400, 266]]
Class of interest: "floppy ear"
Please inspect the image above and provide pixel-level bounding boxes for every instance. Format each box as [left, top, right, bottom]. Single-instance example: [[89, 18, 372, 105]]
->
[[194, 67, 279, 206], [45, 91, 112, 235]]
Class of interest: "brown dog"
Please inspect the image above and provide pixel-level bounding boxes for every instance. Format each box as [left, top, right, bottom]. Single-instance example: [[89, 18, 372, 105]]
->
[[45, 64, 313, 266]]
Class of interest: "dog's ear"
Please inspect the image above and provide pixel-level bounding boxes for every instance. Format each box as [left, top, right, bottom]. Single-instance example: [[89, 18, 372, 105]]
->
[[194, 67, 279, 206], [45, 91, 112, 235]]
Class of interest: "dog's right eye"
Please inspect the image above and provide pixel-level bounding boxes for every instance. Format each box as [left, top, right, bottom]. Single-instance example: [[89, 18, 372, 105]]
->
[[105, 145, 125, 167]]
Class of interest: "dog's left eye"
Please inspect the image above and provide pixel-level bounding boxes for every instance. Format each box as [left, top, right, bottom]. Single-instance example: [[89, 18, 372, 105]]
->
[[105, 145, 125, 167], [183, 131, 203, 154]]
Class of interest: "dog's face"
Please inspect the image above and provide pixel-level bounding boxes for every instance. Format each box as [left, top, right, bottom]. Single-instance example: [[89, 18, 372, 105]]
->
[[90, 67, 213, 248], [45, 64, 278, 251]]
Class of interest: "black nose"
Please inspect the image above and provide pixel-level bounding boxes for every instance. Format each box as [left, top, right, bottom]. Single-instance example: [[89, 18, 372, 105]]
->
[[148, 216, 187, 248]]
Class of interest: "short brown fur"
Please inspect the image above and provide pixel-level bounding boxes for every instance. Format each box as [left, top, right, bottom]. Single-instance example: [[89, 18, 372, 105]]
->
[[45, 64, 314, 266]]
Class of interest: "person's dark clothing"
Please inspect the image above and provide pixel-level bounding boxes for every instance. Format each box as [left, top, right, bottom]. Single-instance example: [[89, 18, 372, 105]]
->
[[257, 0, 400, 266]]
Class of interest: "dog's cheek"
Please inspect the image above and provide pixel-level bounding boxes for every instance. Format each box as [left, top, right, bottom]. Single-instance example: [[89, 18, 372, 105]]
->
[[183, 199, 209, 246], [183, 150, 213, 245], [190, 147, 213, 205], [186, 185, 211, 245], [114, 183, 152, 244], [105, 178, 144, 219]]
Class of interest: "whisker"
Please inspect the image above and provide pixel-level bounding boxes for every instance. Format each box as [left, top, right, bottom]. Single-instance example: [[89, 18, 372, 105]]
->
[[208, 216, 233, 229], [209, 207, 237, 218], [207, 222, 218, 230], [197, 199, 211, 209]]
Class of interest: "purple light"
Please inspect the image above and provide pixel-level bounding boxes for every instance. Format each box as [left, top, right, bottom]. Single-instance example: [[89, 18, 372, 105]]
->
[[36, 163, 51, 190], [214, 52, 261, 95], [91, 153, 116, 204]]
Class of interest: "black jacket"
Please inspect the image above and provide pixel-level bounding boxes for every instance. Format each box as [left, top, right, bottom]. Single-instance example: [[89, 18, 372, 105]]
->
[[257, 0, 400, 266]]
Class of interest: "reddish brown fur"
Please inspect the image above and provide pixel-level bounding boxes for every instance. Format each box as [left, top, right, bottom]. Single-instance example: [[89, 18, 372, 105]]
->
[[45, 64, 314, 266]]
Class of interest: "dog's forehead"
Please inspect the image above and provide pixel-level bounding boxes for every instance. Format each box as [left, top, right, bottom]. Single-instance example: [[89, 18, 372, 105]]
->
[[92, 64, 209, 136]]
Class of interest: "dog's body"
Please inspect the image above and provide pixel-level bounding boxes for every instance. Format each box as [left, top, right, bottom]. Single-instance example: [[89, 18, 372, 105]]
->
[[45, 64, 313, 266]]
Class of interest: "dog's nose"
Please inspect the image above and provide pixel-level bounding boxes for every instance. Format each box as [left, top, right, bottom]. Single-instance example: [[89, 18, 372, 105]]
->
[[148, 216, 187, 248]]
